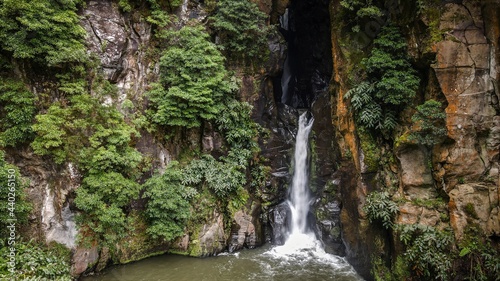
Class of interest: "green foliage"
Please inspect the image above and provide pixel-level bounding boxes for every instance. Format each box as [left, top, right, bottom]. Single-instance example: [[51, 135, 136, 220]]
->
[[0, 151, 32, 238], [398, 224, 454, 280], [372, 255, 410, 281], [457, 226, 500, 281], [358, 126, 380, 172], [345, 25, 420, 134], [409, 99, 447, 147], [32, 94, 141, 166], [209, 0, 269, 63], [142, 162, 191, 242], [216, 99, 260, 162], [32, 93, 143, 248], [182, 155, 246, 197], [363, 191, 398, 229], [0, 0, 87, 66], [148, 25, 233, 128], [339, 0, 383, 32], [0, 240, 71, 280], [0, 79, 36, 147]]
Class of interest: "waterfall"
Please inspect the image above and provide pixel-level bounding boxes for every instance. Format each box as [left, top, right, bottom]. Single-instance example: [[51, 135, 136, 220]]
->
[[268, 111, 325, 255], [288, 112, 314, 235]]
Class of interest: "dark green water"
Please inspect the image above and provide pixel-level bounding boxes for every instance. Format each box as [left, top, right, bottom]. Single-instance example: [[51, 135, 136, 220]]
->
[[81, 244, 363, 281]]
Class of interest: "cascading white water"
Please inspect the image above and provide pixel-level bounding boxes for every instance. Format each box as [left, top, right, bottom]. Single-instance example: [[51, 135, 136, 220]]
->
[[266, 112, 362, 281], [288, 112, 314, 235], [271, 111, 322, 255]]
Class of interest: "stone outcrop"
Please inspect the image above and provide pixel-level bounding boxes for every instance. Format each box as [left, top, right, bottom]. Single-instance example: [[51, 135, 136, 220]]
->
[[196, 211, 226, 257], [431, 0, 500, 240], [228, 209, 262, 252], [82, 0, 153, 103], [329, 0, 499, 278]]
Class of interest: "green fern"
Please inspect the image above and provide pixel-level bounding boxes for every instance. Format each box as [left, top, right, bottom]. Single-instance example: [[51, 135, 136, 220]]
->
[[363, 191, 398, 229]]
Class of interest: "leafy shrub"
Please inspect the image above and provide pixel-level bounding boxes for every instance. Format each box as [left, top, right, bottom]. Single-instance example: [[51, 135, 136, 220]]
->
[[345, 25, 420, 133], [148, 25, 234, 128], [142, 162, 191, 242], [0, 240, 71, 280], [216, 99, 260, 165], [409, 99, 447, 146], [0, 151, 32, 238], [0, 0, 87, 66], [0, 79, 36, 147], [32, 94, 141, 165], [363, 191, 398, 229], [32, 93, 143, 248], [182, 155, 246, 197], [398, 224, 453, 280], [210, 0, 269, 63]]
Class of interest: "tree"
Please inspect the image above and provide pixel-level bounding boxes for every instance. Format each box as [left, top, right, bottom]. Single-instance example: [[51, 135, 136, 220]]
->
[[0, 79, 36, 147], [148, 25, 234, 128], [143, 162, 191, 242], [0, 0, 87, 66], [210, 0, 269, 63]]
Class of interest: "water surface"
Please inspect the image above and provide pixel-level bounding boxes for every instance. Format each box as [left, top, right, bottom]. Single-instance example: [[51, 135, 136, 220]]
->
[[81, 244, 363, 281]]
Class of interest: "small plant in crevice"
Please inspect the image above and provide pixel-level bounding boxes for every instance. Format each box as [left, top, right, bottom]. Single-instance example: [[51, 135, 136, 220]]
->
[[339, 0, 383, 33], [363, 191, 399, 229]]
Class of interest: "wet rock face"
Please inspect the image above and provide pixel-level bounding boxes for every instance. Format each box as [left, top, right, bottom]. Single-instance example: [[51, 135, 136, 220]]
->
[[432, 1, 499, 187], [258, 103, 298, 206], [268, 202, 291, 245], [449, 183, 500, 239], [197, 211, 227, 257], [280, 0, 333, 108], [315, 188, 344, 255], [228, 209, 263, 252], [82, 0, 153, 103], [431, 0, 500, 238]]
